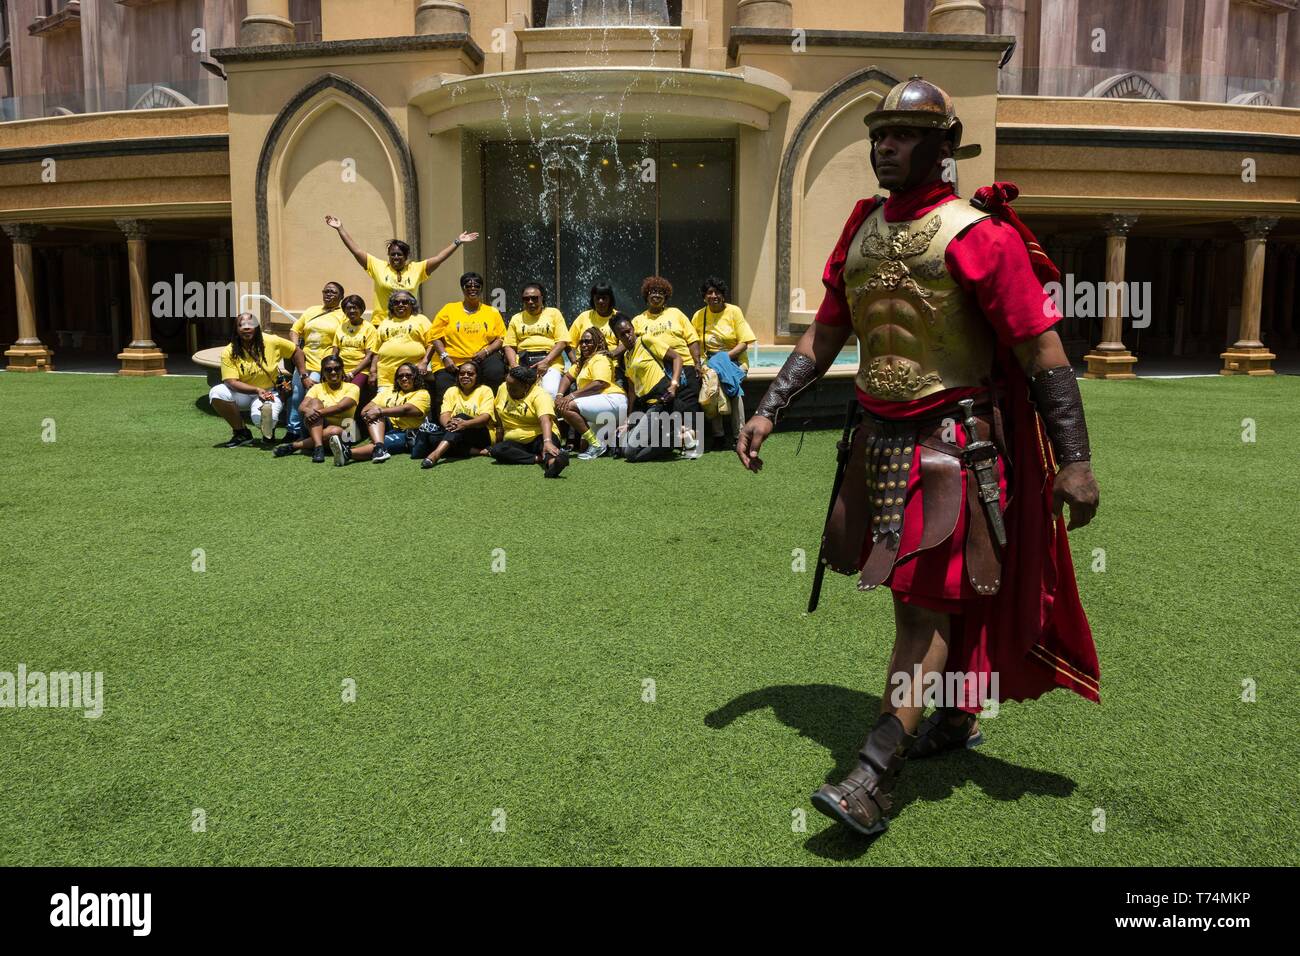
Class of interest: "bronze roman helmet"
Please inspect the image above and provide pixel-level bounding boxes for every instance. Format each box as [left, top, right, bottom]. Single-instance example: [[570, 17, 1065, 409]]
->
[[864, 75, 964, 148]]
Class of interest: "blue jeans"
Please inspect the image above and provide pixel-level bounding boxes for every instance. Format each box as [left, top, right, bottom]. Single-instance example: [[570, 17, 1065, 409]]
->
[[288, 370, 320, 433], [382, 426, 414, 455]]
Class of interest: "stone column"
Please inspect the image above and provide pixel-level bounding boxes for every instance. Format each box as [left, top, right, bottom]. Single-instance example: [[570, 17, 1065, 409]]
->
[[1084, 214, 1139, 379], [736, 0, 793, 28], [416, 1, 470, 34], [240, 0, 294, 46], [115, 219, 167, 377], [927, 0, 988, 34], [2, 223, 54, 371], [1221, 217, 1278, 376]]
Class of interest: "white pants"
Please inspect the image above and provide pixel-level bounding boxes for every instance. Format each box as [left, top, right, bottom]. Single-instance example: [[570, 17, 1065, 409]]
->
[[540, 366, 564, 398], [572, 393, 627, 444], [209, 383, 283, 425]]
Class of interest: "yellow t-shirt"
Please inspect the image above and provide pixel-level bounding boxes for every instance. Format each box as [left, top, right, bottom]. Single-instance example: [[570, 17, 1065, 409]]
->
[[565, 353, 622, 397], [568, 309, 620, 351], [219, 333, 297, 389], [495, 382, 557, 443], [431, 302, 506, 365], [441, 383, 495, 420], [374, 313, 433, 389], [505, 307, 568, 354], [623, 337, 668, 400], [375, 386, 431, 431], [335, 319, 378, 372], [291, 306, 343, 372], [366, 253, 429, 324], [691, 304, 757, 369], [633, 307, 699, 366], [304, 381, 361, 425]]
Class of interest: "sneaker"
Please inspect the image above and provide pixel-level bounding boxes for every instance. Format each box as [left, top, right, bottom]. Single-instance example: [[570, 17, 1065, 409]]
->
[[576, 442, 607, 461], [371, 446, 391, 464], [272, 443, 296, 458], [311, 446, 326, 463], [420, 457, 437, 470], [220, 429, 254, 448], [282, 429, 304, 443], [329, 434, 350, 467], [258, 403, 276, 441], [543, 450, 569, 478], [681, 428, 703, 460]]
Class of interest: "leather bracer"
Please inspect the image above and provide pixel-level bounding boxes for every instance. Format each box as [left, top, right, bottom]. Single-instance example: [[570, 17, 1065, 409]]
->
[[1028, 365, 1091, 464], [754, 353, 819, 424]]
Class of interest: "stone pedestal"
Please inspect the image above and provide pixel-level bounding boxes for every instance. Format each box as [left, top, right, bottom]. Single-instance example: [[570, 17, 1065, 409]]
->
[[926, 0, 988, 35], [416, 1, 470, 35], [240, 0, 294, 46], [2, 223, 54, 372], [736, 0, 793, 29], [1221, 217, 1278, 376]]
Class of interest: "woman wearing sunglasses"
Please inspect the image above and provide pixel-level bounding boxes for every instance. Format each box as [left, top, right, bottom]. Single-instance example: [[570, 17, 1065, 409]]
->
[[273, 355, 359, 462], [373, 290, 433, 391], [330, 362, 430, 465], [554, 326, 625, 460], [503, 281, 569, 397], [415, 361, 495, 469], [427, 271, 506, 411]]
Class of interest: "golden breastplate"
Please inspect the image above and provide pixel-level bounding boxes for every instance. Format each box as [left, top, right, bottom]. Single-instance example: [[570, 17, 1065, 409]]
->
[[844, 199, 996, 401]]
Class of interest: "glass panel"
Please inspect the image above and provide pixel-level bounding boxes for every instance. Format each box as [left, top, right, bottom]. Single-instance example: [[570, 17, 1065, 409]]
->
[[481, 139, 733, 324], [483, 142, 558, 320], [657, 141, 733, 318], [555, 141, 656, 320]]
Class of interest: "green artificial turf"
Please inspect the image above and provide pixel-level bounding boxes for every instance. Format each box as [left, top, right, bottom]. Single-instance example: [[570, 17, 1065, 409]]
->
[[0, 370, 1296, 866]]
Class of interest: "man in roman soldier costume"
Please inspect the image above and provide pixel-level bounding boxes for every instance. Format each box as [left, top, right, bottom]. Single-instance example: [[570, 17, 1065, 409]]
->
[[737, 76, 1102, 837]]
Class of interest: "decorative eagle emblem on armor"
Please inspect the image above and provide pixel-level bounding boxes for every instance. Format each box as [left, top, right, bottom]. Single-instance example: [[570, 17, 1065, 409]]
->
[[859, 214, 942, 262], [854, 214, 943, 307]]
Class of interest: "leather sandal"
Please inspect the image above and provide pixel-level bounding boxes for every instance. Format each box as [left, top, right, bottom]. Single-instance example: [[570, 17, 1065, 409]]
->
[[911, 709, 983, 760], [811, 713, 915, 837]]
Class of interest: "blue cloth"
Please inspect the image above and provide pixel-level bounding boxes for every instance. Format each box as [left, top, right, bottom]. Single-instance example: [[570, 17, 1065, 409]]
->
[[707, 352, 746, 398], [382, 426, 414, 455]]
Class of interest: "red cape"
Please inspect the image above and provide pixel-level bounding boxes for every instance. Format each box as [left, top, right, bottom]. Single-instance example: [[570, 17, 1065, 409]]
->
[[823, 185, 1100, 706]]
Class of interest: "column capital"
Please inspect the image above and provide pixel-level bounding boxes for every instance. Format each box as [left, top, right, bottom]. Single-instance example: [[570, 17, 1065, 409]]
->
[[1, 222, 42, 243], [1101, 213, 1139, 237], [115, 218, 152, 241], [1235, 217, 1279, 241]]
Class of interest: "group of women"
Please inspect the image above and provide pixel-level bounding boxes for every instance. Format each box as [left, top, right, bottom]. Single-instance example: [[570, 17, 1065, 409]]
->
[[208, 218, 759, 475]]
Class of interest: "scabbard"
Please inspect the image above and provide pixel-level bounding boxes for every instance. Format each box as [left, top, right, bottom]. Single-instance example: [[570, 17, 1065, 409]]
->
[[808, 398, 863, 613], [968, 450, 1007, 549]]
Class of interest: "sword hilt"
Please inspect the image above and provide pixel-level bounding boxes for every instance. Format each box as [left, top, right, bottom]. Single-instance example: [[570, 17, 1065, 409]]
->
[[957, 398, 978, 444]]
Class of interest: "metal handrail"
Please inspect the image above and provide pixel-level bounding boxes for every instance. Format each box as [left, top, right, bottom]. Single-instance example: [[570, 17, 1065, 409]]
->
[[238, 294, 299, 329]]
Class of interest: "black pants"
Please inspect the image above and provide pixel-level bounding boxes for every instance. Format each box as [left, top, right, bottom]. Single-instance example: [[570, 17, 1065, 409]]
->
[[411, 415, 490, 458], [676, 364, 702, 414], [429, 352, 507, 413], [624, 397, 676, 463], [488, 435, 545, 464]]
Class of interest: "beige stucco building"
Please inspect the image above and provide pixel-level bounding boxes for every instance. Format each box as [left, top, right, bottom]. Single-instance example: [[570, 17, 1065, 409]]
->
[[1, 0, 1297, 379]]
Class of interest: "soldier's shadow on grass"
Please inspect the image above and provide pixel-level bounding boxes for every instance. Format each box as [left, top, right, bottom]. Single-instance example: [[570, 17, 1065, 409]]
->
[[704, 684, 1077, 861]]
